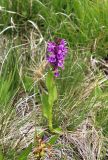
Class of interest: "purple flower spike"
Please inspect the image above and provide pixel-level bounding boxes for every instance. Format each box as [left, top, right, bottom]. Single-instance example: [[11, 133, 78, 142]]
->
[[46, 38, 68, 77], [58, 60, 64, 69], [47, 54, 56, 62], [54, 71, 59, 77], [47, 42, 56, 53]]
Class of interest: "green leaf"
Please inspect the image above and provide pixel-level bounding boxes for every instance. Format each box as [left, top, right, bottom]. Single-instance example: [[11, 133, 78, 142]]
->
[[52, 128, 62, 134], [48, 85, 57, 106], [48, 135, 58, 145], [53, 85, 57, 101], [48, 90, 54, 106], [18, 143, 32, 160], [41, 93, 50, 118], [46, 71, 53, 91]]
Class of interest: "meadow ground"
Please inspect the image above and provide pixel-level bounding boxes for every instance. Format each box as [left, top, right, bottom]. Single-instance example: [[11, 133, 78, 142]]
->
[[0, 0, 108, 159]]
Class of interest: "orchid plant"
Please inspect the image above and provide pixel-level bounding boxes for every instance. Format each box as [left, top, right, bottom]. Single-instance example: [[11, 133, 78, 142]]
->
[[41, 38, 68, 133]]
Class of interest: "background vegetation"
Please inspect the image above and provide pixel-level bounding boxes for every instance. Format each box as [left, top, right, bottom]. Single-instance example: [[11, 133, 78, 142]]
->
[[0, 0, 108, 159]]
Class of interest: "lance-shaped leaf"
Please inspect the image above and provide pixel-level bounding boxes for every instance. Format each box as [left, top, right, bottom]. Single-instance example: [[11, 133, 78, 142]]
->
[[46, 71, 53, 91], [41, 93, 50, 119], [48, 84, 57, 106], [18, 143, 32, 160], [48, 135, 58, 145]]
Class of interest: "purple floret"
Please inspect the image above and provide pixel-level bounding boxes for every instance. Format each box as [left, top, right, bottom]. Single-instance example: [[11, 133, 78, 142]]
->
[[47, 42, 56, 53], [46, 38, 68, 77]]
